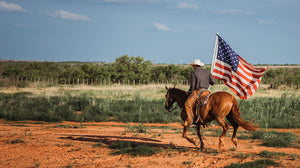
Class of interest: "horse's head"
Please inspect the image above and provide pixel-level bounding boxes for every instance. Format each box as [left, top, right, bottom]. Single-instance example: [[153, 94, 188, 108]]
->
[[165, 86, 188, 111], [165, 86, 176, 111]]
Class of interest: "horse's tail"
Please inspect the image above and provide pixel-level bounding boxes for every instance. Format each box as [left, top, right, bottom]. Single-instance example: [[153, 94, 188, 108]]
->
[[231, 96, 259, 131]]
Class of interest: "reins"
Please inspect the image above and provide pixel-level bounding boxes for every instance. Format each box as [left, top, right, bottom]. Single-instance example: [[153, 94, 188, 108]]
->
[[166, 88, 187, 112]]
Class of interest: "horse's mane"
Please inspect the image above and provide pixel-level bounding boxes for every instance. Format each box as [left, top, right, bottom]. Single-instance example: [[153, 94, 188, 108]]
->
[[169, 87, 187, 97]]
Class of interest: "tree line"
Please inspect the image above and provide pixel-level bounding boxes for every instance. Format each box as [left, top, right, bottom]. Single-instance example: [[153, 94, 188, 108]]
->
[[0, 55, 194, 85], [1, 55, 300, 88]]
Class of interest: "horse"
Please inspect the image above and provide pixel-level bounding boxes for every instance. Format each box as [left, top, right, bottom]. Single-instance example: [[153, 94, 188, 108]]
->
[[164, 86, 258, 151]]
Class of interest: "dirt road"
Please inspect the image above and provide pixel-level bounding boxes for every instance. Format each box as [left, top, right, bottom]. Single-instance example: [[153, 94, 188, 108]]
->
[[0, 120, 299, 168]]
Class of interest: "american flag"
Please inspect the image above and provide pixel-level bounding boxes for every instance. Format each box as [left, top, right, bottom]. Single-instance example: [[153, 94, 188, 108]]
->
[[212, 35, 268, 100]]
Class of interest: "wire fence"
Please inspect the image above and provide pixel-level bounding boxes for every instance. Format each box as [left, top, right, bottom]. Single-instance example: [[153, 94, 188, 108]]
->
[[0, 77, 190, 86], [1, 76, 300, 89]]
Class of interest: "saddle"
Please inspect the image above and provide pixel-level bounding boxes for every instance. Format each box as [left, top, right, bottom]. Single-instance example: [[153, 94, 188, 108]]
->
[[195, 89, 211, 108], [193, 89, 211, 125]]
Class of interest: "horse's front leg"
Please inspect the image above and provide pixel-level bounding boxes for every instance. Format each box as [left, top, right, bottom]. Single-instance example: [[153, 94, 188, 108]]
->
[[182, 126, 198, 146], [196, 125, 204, 150]]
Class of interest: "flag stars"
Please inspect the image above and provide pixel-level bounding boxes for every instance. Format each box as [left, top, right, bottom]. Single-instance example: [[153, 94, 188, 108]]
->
[[217, 36, 240, 72]]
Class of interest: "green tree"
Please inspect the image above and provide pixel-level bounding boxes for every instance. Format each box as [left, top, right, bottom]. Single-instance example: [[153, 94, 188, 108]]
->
[[113, 55, 152, 82], [2, 66, 24, 78], [23, 62, 61, 79]]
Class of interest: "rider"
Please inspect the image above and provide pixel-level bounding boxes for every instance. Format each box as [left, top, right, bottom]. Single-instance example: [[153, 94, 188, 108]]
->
[[184, 59, 215, 127]]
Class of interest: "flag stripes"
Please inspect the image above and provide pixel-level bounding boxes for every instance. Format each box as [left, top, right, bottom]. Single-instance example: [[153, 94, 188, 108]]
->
[[212, 35, 268, 99]]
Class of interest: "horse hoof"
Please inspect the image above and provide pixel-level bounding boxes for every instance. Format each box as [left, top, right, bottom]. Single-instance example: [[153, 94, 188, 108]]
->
[[232, 138, 238, 147]]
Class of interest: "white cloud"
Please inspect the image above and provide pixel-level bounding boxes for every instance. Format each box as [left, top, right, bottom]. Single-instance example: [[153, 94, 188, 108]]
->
[[153, 22, 171, 31], [175, 2, 198, 9], [52, 10, 90, 21], [0, 1, 26, 12], [219, 9, 253, 15]]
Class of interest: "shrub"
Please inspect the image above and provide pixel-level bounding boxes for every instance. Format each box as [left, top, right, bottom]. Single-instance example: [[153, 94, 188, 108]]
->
[[92, 141, 104, 148], [125, 123, 150, 133], [258, 150, 293, 159], [109, 141, 160, 156], [258, 150, 299, 161], [225, 159, 279, 168], [9, 138, 24, 144], [251, 130, 296, 147]]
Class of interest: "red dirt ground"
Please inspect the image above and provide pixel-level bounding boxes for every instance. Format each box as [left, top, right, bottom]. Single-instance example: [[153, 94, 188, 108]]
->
[[0, 120, 299, 168]]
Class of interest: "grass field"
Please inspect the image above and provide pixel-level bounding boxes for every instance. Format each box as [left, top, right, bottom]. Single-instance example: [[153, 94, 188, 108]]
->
[[0, 84, 299, 128]]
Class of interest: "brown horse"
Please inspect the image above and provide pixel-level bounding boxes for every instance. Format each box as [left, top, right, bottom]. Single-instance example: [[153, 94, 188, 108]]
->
[[165, 86, 258, 150]]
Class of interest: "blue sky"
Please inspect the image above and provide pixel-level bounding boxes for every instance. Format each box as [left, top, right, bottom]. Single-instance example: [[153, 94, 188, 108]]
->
[[0, 0, 299, 64]]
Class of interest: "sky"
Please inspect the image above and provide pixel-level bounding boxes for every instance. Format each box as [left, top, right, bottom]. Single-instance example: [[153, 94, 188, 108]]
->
[[0, 0, 299, 65]]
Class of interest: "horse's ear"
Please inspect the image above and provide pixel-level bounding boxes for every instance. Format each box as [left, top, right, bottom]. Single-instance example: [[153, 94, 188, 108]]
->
[[165, 86, 169, 90], [173, 85, 176, 89]]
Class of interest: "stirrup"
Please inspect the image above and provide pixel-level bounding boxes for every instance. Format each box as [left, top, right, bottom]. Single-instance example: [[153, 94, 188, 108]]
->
[[191, 123, 196, 128]]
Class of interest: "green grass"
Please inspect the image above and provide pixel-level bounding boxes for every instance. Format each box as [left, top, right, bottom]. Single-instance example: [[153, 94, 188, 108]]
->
[[109, 141, 160, 156], [0, 92, 177, 123], [0, 91, 299, 129], [9, 138, 24, 144], [93, 141, 104, 148], [258, 150, 298, 160], [125, 123, 150, 133], [251, 130, 297, 147], [238, 96, 300, 128], [182, 160, 193, 166], [224, 159, 280, 168]]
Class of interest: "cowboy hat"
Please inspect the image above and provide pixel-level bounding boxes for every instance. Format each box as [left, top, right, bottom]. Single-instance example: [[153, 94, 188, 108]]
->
[[190, 59, 204, 66]]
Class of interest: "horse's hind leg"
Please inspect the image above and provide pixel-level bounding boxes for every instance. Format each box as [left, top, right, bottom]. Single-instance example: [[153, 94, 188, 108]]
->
[[182, 126, 198, 146], [216, 118, 229, 150], [226, 113, 239, 147]]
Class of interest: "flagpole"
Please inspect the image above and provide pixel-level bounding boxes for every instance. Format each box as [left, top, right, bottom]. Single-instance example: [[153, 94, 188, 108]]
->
[[210, 33, 219, 74], [209, 33, 219, 90]]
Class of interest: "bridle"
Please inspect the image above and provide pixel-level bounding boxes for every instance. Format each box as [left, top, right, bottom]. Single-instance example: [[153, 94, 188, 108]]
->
[[165, 91, 180, 112]]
